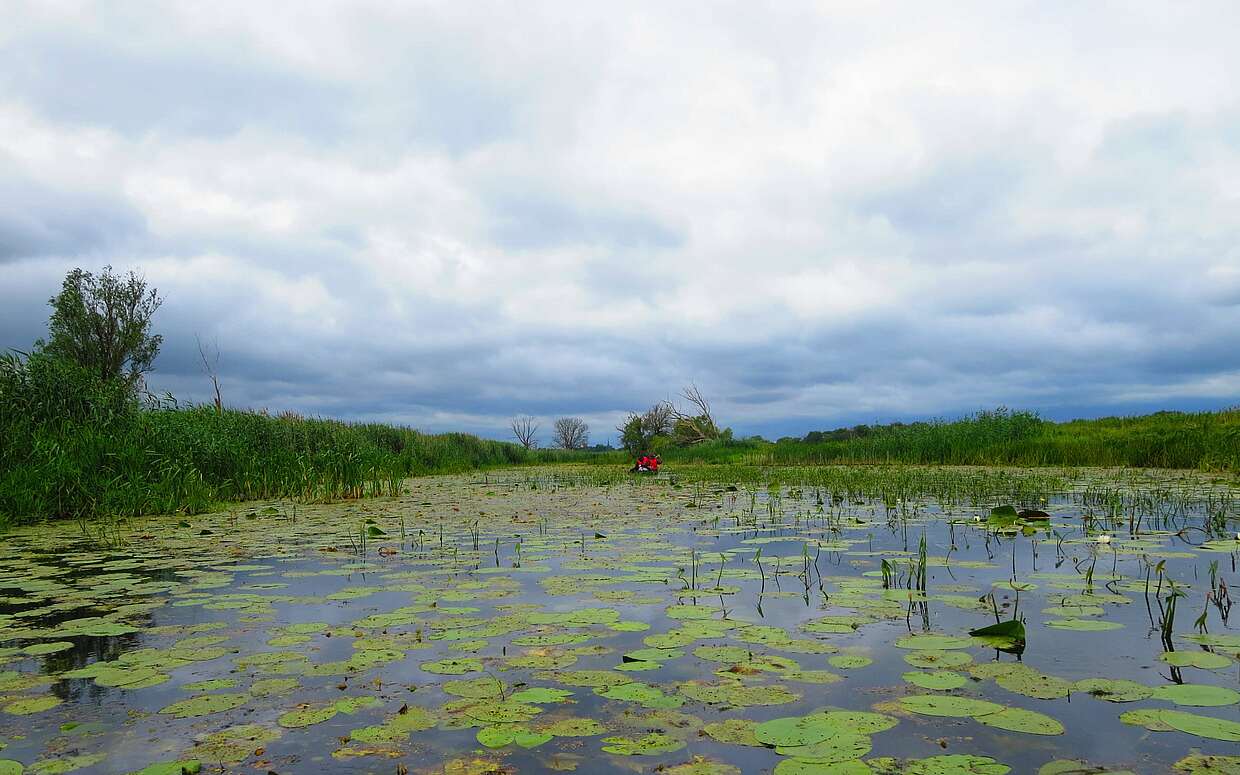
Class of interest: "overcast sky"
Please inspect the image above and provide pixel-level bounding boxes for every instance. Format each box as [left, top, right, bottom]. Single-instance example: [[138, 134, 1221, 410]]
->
[[2, 2, 1238, 443]]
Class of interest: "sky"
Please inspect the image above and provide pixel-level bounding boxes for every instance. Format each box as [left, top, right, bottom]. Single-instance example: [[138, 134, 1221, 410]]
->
[[1, 2, 1238, 445]]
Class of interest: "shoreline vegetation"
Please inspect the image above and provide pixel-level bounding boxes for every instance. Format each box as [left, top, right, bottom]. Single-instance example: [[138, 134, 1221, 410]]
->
[[659, 407, 1240, 471], [1, 353, 1235, 527]]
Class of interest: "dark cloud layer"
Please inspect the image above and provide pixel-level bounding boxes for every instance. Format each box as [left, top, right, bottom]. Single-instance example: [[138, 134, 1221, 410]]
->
[[1, 2, 1237, 444]]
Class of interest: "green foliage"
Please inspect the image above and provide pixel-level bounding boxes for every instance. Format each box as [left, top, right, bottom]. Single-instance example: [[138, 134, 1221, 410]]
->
[[39, 266, 163, 386], [0, 352, 542, 525], [630, 407, 1240, 471]]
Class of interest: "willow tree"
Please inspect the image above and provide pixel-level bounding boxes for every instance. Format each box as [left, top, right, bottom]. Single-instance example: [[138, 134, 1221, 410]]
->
[[39, 266, 163, 389]]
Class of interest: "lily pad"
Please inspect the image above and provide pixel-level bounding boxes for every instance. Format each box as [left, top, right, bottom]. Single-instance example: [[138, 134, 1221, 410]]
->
[[1073, 679, 1152, 703], [976, 707, 1065, 735], [904, 671, 967, 690], [775, 729, 872, 763], [600, 731, 686, 755], [159, 693, 248, 718], [421, 658, 483, 675], [828, 655, 872, 669], [994, 667, 1072, 699], [3, 696, 61, 715], [1173, 754, 1240, 774], [900, 695, 1004, 718], [755, 715, 840, 747], [1159, 651, 1231, 670], [1045, 619, 1123, 632], [894, 635, 973, 650], [703, 718, 763, 746], [904, 651, 973, 669], [1151, 683, 1240, 707], [1158, 709, 1240, 741], [871, 754, 1010, 774]]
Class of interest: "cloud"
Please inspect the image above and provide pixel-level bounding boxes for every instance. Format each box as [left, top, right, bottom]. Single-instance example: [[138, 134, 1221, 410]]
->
[[0, 159, 145, 261], [1, 1, 1238, 440]]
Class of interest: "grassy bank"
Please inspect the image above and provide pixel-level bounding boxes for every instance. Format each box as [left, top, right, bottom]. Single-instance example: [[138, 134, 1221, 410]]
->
[[643, 408, 1240, 471], [0, 352, 574, 526]]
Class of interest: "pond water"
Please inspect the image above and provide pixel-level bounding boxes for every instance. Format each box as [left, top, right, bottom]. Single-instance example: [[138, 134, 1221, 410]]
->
[[0, 466, 1238, 775]]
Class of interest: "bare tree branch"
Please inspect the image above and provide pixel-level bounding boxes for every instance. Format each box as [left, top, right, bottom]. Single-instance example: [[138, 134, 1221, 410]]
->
[[553, 417, 589, 449], [510, 415, 540, 449], [195, 334, 223, 413], [668, 383, 719, 445]]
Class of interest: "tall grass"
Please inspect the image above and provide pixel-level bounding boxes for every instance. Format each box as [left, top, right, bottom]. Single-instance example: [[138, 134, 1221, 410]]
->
[[0, 351, 575, 526]]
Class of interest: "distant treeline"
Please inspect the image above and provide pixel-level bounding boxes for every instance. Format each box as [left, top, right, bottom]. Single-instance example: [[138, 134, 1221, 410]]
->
[[0, 351, 578, 526], [642, 407, 1240, 471]]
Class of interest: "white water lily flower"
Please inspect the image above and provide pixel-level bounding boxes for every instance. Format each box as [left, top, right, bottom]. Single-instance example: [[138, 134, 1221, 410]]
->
[[1097, 534, 1111, 543]]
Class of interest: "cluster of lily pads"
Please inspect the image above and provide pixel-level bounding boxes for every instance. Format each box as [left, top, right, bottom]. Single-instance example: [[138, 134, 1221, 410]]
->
[[0, 467, 1236, 774]]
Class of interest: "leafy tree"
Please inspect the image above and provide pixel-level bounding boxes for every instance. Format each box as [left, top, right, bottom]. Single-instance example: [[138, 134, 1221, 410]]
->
[[617, 402, 673, 453], [39, 266, 164, 388], [552, 417, 589, 449]]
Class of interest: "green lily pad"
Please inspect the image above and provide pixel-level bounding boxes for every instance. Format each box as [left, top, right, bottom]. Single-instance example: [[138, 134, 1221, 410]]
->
[[703, 718, 763, 746], [1152, 683, 1240, 707], [870, 754, 1010, 774], [828, 655, 872, 669], [598, 681, 683, 709], [249, 678, 299, 697], [1158, 709, 1240, 741], [1073, 679, 1152, 703], [678, 680, 800, 707], [904, 651, 973, 669], [664, 759, 744, 775], [1045, 619, 1123, 632], [1159, 651, 1232, 670], [510, 687, 573, 704], [774, 762, 872, 775], [694, 646, 753, 663], [182, 679, 235, 692], [807, 710, 899, 734], [194, 724, 282, 764], [541, 717, 606, 737], [21, 642, 73, 657], [624, 648, 684, 663], [994, 667, 1072, 699], [3, 696, 61, 715], [420, 658, 483, 675], [900, 695, 1004, 718], [600, 731, 686, 755], [159, 693, 249, 718], [1036, 761, 1124, 775], [775, 729, 872, 763], [1119, 708, 1175, 731], [904, 671, 967, 690], [976, 707, 1065, 735], [128, 762, 202, 775], [1172, 754, 1240, 774], [27, 754, 108, 774], [894, 635, 973, 650], [755, 715, 840, 747]]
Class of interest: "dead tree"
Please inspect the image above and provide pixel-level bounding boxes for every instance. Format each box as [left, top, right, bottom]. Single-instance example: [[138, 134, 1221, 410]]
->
[[670, 383, 719, 445], [510, 416, 540, 449], [195, 334, 223, 413], [553, 417, 590, 449]]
